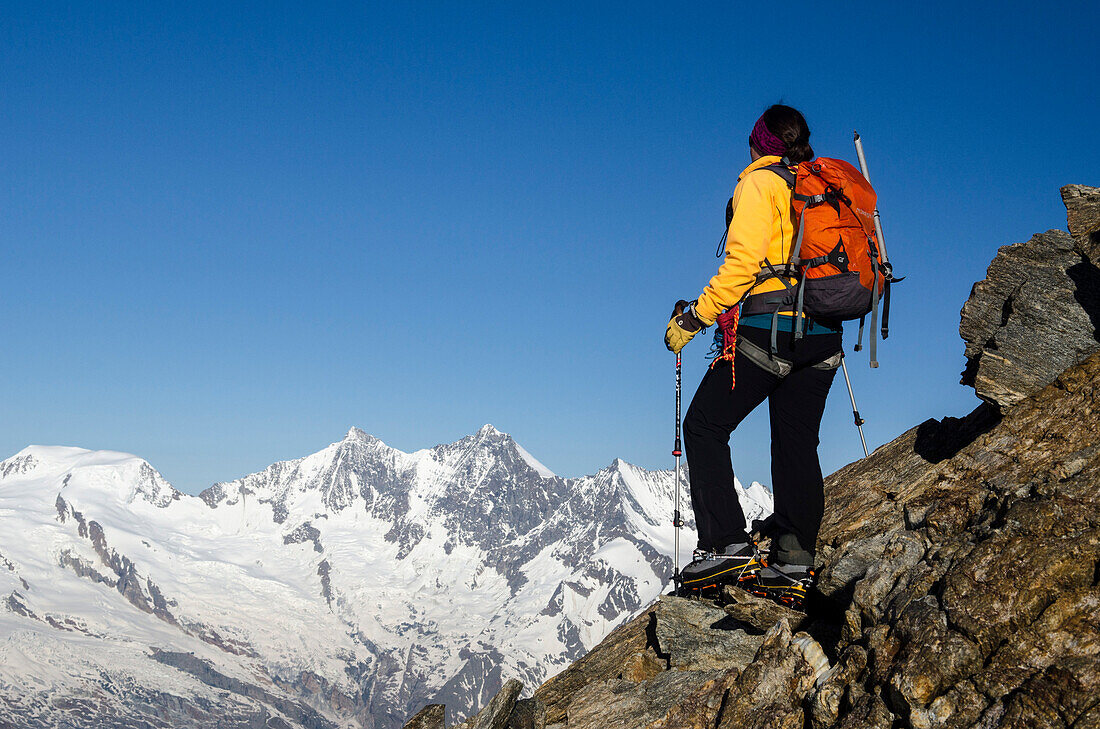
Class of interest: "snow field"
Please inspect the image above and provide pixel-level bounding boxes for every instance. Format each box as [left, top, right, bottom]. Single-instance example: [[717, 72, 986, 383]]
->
[[0, 428, 773, 726]]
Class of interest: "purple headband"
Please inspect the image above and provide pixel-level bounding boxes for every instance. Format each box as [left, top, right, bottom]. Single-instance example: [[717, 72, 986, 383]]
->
[[749, 115, 787, 157]]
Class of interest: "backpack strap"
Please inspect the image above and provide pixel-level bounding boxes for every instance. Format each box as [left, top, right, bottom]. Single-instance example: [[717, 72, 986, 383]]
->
[[756, 257, 798, 288], [764, 162, 796, 188], [794, 277, 807, 342], [736, 335, 793, 378], [749, 162, 820, 352], [739, 287, 795, 358], [868, 253, 881, 368], [714, 196, 735, 258], [717, 164, 800, 258], [763, 162, 832, 205], [882, 279, 892, 340]]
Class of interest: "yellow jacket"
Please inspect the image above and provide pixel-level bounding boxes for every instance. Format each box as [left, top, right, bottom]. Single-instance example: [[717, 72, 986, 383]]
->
[[693, 155, 795, 325]]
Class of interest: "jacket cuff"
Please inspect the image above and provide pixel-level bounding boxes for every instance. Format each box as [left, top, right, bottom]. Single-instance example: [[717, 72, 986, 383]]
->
[[691, 297, 718, 326]]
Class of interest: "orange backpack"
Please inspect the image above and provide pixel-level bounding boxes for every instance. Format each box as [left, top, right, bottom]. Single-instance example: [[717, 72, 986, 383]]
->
[[738, 157, 895, 365]]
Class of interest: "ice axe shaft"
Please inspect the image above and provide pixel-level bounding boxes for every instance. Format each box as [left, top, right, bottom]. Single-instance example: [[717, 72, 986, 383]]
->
[[854, 131, 893, 365], [853, 132, 889, 265], [840, 352, 869, 458]]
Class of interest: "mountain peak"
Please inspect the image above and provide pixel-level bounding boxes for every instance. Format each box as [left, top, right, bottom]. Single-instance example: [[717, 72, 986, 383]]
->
[[341, 426, 380, 444], [467, 425, 558, 478], [0, 446, 180, 508], [454, 423, 513, 449], [476, 423, 505, 439], [605, 457, 641, 474]]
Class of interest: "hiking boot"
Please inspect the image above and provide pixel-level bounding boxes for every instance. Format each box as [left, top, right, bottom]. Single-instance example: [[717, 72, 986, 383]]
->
[[680, 542, 761, 593], [749, 562, 814, 610]]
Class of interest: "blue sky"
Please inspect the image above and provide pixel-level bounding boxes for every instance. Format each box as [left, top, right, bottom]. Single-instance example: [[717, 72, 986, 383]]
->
[[3, 1, 1098, 494]]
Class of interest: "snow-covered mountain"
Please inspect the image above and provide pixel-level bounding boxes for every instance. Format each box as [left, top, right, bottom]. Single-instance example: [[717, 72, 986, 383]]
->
[[0, 427, 771, 728]]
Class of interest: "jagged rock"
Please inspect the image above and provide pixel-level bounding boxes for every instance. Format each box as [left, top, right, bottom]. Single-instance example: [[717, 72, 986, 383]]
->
[[714, 619, 819, 729], [822, 347, 1100, 727], [834, 692, 895, 729], [505, 698, 546, 729], [809, 645, 867, 729], [532, 606, 658, 724], [960, 187, 1100, 411], [617, 648, 665, 682], [526, 594, 828, 729], [531, 594, 767, 727], [403, 704, 445, 729], [815, 402, 1001, 566], [718, 583, 808, 632], [792, 633, 832, 687], [842, 528, 928, 633], [1063, 184, 1100, 259], [886, 596, 983, 714], [453, 679, 523, 729], [960, 226, 1100, 410], [527, 593, 783, 728], [644, 668, 740, 729], [562, 668, 728, 729], [651, 595, 764, 671]]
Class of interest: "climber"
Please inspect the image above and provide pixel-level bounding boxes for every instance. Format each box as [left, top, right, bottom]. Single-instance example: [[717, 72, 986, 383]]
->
[[664, 105, 843, 608]]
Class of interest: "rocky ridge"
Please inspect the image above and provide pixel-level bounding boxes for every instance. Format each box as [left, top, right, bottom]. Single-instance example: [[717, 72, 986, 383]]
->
[[405, 187, 1100, 729]]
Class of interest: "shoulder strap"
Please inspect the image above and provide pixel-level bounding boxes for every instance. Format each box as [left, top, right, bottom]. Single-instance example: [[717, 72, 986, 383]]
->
[[719, 161, 797, 260], [762, 162, 796, 189]]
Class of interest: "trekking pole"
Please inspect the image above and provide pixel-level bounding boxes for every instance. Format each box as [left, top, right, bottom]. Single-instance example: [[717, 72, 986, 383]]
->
[[672, 352, 685, 595], [840, 351, 869, 458]]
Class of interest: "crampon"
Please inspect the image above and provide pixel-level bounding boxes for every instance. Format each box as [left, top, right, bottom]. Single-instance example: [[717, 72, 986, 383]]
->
[[748, 564, 814, 611], [678, 544, 761, 597]]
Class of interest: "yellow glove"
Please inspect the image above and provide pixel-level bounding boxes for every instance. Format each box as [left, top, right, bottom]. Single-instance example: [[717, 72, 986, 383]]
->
[[664, 300, 705, 354]]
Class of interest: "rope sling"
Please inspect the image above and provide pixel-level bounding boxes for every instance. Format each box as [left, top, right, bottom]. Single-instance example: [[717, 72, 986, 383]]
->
[[707, 305, 742, 390]]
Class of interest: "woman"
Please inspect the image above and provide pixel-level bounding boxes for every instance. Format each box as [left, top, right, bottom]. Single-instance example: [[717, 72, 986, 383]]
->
[[663, 104, 842, 606]]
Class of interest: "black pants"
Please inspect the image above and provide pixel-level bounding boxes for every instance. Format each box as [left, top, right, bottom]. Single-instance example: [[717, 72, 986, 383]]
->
[[683, 325, 841, 558]]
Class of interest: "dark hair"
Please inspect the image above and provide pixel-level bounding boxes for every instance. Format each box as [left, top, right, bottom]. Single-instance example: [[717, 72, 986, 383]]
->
[[761, 104, 814, 163]]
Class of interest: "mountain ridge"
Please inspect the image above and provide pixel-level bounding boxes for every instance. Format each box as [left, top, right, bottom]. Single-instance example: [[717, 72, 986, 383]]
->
[[0, 425, 771, 729]]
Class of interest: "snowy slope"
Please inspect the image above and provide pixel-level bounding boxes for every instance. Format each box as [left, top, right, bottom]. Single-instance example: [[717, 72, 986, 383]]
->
[[0, 428, 771, 728]]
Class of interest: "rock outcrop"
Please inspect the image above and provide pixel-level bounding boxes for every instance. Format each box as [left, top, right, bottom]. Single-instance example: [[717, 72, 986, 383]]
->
[[404, 184, 1100, 729], [404, 704, 446, 729], [960, 184, 1100, 410], [453, 679, 522, 729], [815, 352, 1100, 728], [1063, 184, 1100, 258]]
